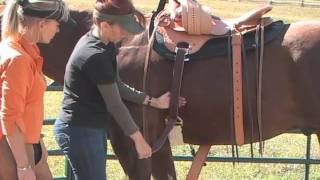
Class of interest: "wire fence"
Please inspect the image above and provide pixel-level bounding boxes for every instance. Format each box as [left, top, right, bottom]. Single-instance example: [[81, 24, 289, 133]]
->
[[231, 0, 320, 7], [46, 83, 320, 180]]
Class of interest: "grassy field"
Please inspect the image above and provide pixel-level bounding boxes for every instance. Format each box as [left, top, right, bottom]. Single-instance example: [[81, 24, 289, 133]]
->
[[42, 0, 320, 179]]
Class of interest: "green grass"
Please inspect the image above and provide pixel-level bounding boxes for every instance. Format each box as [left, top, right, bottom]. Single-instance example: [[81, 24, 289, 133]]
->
[[198, 0, 320, 22], [43, 0, 320, 179]]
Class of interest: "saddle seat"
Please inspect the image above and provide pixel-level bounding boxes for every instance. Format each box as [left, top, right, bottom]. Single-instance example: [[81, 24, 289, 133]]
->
[[157, 4, 273, 54]]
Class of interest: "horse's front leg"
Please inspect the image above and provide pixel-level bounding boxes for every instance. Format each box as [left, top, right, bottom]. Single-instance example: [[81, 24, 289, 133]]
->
[[151, 139, 177, 180], [108, 119, 152, 180]]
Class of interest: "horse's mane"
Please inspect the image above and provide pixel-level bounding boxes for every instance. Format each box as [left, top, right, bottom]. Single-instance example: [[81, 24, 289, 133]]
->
[[120, 15, 155, 48], [68, 9, 92, 34], [121, 29, 149, 48]]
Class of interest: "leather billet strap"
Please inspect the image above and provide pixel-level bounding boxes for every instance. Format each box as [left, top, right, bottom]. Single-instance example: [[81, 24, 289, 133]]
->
[[231, 30, 245, 145], [151, 42, 189, 153]]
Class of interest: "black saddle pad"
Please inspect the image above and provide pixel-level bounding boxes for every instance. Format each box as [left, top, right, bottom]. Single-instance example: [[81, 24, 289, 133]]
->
[[153, 20, 285, 61]]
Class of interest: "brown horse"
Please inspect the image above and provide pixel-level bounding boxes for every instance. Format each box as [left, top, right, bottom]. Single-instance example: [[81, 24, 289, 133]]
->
[[2, 6, 320, 179], [40, 9, 320, 179], [113, 20, 320, 179]]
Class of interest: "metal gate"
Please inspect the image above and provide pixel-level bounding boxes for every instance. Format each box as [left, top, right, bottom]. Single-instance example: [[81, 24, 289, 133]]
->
[[45, 83, 320, 180]]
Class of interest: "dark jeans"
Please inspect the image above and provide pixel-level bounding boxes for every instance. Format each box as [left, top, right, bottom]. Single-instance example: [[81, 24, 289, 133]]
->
[[54, 119, 107, 180]]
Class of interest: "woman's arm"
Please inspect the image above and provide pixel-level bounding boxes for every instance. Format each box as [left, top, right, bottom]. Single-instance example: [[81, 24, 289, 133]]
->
[[117, 80, 186, 109], [117, 80, 146, 104], [97, 83, 139, 135], [116, 69, 147, 104], [117, 80, 178, 109], [116, 72, 164, 108], [6, 125, 30, 168], [116, 72, 180, 108], [97, 83, 151, 158], [6, 125, 36, 179]]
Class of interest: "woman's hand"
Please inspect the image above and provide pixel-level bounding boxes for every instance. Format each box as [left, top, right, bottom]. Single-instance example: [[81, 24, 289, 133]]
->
[[148, 92, 187, 109], [17, 166, 36, 180], [130, 131, 152, 159]]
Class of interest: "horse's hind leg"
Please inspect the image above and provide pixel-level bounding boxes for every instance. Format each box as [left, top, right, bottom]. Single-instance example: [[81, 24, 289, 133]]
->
[[186, 145, 211, 180], [151, 140, 177, 180]]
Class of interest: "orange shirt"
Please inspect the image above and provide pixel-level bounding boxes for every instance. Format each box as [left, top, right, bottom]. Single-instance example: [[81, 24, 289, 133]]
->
[[0, 36, 47, 143]]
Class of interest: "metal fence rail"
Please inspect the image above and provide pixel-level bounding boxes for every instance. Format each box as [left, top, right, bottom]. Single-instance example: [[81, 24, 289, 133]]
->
[[228, 0, 320, 7], [269, 0, 320, 6], [46, 83, 320, 180]]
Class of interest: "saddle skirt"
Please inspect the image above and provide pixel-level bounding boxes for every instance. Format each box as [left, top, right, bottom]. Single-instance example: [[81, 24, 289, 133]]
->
[[153, 20, 285, 61]]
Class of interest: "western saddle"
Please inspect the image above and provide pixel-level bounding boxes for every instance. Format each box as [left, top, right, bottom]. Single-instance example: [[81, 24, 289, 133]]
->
[[153, 0, 274, 147], [146, 1, 277, 179], [157, 0, 273, 54]]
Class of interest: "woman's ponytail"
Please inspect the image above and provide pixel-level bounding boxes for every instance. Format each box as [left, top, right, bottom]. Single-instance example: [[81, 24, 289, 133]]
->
[[1, 0, 22, 39]]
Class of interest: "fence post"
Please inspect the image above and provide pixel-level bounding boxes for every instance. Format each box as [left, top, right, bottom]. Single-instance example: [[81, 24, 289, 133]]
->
[[64, 159, 74, 180], [305, 134, 311, 180]]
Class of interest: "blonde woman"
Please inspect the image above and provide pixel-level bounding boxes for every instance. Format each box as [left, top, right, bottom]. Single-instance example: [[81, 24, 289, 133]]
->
[[0, 0, 70, 179]]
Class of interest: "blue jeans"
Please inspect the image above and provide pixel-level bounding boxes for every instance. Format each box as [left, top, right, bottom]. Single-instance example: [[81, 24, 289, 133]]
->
[[54, 119, 107, 180]]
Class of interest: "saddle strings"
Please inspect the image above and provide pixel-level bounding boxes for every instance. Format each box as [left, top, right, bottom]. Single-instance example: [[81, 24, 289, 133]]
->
[[256, 22, 266, 156], [257, 23, 265, 156]]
